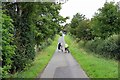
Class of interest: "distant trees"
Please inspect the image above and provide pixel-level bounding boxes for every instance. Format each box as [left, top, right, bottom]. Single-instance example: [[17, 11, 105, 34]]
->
[[1, 2, 66, 77], [69, 13, 93, 41], [91, 2, 120, 39], [69, 2, 120, 60]]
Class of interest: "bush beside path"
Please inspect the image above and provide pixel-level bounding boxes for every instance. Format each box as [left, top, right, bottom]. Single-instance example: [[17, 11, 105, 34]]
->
[[65, 35, 118, 78]]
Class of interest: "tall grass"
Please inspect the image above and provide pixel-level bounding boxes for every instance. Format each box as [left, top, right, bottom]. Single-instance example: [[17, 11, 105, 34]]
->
[[65, 35, 118, 78], [12, 35, 59, 78]]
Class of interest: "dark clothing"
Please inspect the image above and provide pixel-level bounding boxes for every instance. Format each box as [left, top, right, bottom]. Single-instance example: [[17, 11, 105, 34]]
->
[[58, 43, 61, 50], [65, 47, 70, 53]]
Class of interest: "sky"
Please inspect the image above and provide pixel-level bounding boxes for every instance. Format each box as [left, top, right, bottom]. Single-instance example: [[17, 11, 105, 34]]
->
[[59, 0, 120, 23]]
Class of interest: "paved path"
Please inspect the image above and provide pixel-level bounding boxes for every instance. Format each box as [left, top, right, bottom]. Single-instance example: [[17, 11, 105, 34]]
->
[[39, 34, 89, 78]]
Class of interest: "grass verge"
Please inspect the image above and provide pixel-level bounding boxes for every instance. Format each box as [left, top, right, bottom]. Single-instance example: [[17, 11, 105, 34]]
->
[[65, 35, 118, 78], [13, 35, 59, 78]]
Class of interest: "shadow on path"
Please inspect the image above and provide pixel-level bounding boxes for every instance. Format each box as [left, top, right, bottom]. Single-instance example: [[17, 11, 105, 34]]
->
[[39, 35, 89, 79]]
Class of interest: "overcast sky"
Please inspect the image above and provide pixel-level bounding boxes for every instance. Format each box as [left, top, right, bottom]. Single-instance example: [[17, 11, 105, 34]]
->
[[59, 0, 120, 23]]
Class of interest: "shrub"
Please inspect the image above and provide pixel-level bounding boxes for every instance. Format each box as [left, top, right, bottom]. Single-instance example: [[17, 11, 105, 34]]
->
[[84, 34, 120, 60], [103, 34, 119, 59], [84, 40, 93, 51], [79, 40, 85, 47], [59, 32, 62, 36], [85, 37, 102, 53], [2, 13, 15, 77], [47, 38, 53, 46]]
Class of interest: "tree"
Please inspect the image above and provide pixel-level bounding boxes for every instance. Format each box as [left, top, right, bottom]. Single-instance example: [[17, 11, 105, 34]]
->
[[70, 13, 85, 36], [76, 19, 93, 40], [1, 11, 16, 77], [69, 13, 93, 41], [2, 2, 66, 74], [91, 2, 120, 39], [34, 3, 65, 47]]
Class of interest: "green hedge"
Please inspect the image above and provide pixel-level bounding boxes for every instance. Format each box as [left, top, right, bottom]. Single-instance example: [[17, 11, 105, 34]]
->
[[83, 34, 120, 60], [2, 12, 16, 77]]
